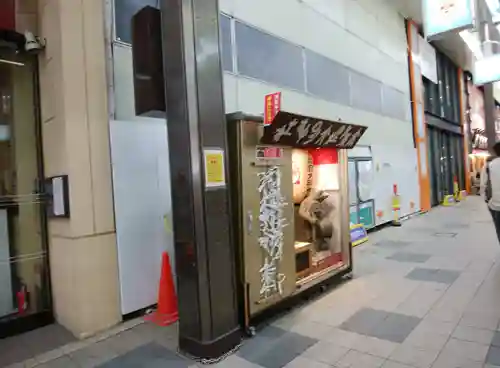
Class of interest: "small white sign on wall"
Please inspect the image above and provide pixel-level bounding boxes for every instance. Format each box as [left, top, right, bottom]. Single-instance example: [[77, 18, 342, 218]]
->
[[418, 35, 438, 84]]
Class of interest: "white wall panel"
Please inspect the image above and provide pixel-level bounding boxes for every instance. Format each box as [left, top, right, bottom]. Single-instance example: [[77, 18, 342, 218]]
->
[[110, 118, 175, 315], [225, 75, 414, 146], [345, 0, 380, 48], [371, 145, 420, 224], [112, 44, 136, 121], [301, 0, 347, 28]]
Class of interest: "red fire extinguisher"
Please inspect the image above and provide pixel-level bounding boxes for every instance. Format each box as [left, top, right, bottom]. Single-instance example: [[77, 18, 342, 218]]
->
[[16, 284, 28, 315]]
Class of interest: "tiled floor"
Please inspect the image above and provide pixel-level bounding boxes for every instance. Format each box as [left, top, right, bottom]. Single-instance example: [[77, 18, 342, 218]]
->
[[386, 252, 431, 263], [0, 324, 75, 367], [4, 196, 500, 367]]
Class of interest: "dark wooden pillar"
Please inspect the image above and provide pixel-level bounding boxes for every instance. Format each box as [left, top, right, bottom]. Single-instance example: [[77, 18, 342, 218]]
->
[[160, 0, 241, 359]]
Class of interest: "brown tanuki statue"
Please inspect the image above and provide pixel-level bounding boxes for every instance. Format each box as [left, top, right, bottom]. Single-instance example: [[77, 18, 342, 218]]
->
[[299, 189, 336, 252]]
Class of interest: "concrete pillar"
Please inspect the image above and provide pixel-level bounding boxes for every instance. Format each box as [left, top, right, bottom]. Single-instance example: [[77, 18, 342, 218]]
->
[[37, 0, 120, 338]]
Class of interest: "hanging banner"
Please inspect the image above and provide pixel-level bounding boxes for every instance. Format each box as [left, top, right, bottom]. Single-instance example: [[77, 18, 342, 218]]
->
[[264, 92, 281, 126], [423, 0, 474, 40], [260, 111, 367, 149], [418, 35, 438, 84]]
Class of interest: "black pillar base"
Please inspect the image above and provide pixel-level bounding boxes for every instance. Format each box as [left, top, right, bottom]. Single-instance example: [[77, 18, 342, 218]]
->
[[179, 327, 242, 359]]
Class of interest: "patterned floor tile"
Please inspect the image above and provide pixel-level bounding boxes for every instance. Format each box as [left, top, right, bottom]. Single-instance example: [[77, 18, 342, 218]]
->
[[452, 325, 495, 345], [440, 338, 489, 363], [339, 308, 389, 336], [369, 313, 421, 343], [244, 332, 317, 368], [339, 308, 421, 344], [433, 232, 457, 238], [96, 342, 190, 368], [386, 252, 431, 263], [492, 331, 500, 347], [237, 327, 287, 361], [389, 344, 441, 368], [373, 240, 411, 248], [336, 350, 385, 368], [302, 340, 349, 364], [284, 356, 332, 368], [405, 268, 460, 284]]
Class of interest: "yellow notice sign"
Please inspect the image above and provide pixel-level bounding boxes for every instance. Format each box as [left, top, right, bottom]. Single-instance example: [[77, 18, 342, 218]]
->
[[203, 149, 226, 189], [163, 215, 172, 234]]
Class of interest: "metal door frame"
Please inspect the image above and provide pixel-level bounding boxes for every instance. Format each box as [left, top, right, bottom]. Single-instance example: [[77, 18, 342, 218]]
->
[[0, 50, 53, 337], [348, 157, 375, 229]]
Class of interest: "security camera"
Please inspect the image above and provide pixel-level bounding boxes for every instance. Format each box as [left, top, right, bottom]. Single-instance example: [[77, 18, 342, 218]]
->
[[24, 31, 45, 53]]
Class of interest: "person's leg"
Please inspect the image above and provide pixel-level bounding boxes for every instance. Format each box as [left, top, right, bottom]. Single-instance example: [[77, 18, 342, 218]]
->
[[491, 209, 500, 244]]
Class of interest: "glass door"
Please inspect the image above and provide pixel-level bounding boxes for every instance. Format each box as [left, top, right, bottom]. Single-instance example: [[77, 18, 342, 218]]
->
[[427, 127, 438, 206], [441, 133, 452, 195], [0, 50, 51, 337], [348, 158, 375, 229], [435, 129, 445, 203]]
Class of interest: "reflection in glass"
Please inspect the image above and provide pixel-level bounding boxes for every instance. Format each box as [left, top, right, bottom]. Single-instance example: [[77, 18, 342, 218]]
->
[[294, 149, 345, 284], [348, 161, 357, 205], [357, 161, 373, 202], [0, 52, 49, 321]]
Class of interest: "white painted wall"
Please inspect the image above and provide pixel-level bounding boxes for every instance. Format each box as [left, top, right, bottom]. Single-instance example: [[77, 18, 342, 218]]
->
[[221, 0, 419, 223], [111, 43, 176, 315]]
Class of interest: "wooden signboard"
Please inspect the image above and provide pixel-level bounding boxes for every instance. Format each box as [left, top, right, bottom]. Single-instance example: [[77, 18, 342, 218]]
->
[[260, 111, 367, 149]]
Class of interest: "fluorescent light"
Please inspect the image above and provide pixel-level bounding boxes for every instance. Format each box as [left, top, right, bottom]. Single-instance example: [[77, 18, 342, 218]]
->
[[0, 59, 24, 67]]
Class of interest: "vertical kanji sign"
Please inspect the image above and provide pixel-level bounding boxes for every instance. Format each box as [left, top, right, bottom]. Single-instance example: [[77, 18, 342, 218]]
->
[[264, 92, 281, 126]]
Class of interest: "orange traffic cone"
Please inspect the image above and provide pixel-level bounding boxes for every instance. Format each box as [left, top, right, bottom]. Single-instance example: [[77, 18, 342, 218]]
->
[[145, 252, 179, 326]]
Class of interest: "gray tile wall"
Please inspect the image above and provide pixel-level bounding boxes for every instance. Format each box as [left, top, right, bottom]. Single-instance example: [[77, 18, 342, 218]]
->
[[220, 14, 411, 121], [305, 49, 350, 106], [234, 21, 305, 91], [220, 14, 233, 72]]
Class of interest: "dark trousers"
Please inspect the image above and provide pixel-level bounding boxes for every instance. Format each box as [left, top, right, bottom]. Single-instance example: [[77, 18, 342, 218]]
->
[[489, 209, 500, 243]]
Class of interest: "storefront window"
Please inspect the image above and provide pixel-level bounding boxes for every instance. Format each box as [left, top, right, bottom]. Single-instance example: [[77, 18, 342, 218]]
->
[[293, 148, 344, 283], [423, 51, 460, 124]]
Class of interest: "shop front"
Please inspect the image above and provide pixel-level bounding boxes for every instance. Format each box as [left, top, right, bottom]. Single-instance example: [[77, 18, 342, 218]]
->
[[467, 79, 489, 193], [426, 118, 465, 206], [0, 41, 52, 337], [227, 111, 367, 329]]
